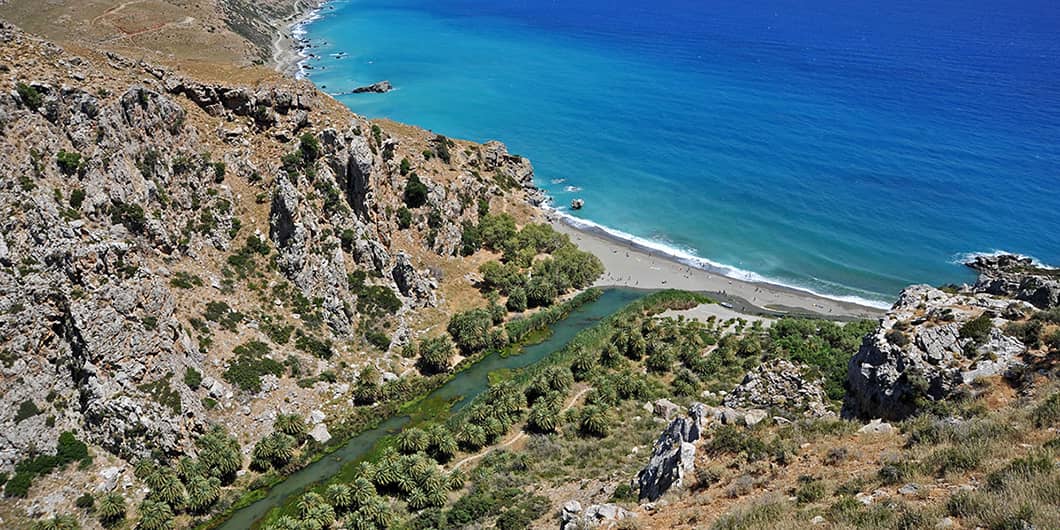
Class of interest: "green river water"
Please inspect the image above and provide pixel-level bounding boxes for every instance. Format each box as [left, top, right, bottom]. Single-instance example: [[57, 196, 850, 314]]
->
[[215, 288, 645, 529]]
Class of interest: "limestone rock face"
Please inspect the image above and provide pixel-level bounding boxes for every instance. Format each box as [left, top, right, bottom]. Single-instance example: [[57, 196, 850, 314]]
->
[[844, 285, 1027, 420], [636, 404, 708, 501], [724, 360, 832, 417], [391, 252, 437, 308]]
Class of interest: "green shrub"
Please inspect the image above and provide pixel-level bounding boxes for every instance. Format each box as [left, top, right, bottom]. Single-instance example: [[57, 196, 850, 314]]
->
[[16, 83, 43, 110], [1034, 392, 1060, 427], [886, 329, 910, 347], [109, 202, 146, 233], [184, 367, 202, 389], [396, 207, 412, 229], [224, 341, 284, 392], [960, 314, 994, 344], [795, 476, 827, 504], [55, 150, 83, 176], [170, 272, 204, 289], [15, 400, 40, 423], [403, 173, 429, 208], [399, 157, 411, 175], [75, 492, 95, 510], [69, 188, 86, 210], [417, 336, 454, 375]]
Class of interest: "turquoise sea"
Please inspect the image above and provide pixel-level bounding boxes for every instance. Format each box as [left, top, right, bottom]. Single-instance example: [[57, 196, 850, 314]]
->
[[300, 0, 1060, 307]]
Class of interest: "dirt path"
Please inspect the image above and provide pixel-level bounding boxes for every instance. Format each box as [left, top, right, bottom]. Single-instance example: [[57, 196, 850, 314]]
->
[[448, 386, 591, 471], [91, 0, 148, 25]]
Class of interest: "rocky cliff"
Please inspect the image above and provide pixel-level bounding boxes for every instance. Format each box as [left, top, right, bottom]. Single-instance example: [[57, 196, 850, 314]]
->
[[0, 19, 541, 502], [844, 255, 1058, 420]]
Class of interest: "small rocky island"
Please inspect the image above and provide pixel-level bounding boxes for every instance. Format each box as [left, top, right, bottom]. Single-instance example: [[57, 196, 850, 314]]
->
[[352, 80, 393, 94]]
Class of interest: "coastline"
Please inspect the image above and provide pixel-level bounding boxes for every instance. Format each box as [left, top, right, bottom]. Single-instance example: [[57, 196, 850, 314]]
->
[[267, 1, 886, 322], [270, 0, 327, 78], [549, 215, 887, 320]]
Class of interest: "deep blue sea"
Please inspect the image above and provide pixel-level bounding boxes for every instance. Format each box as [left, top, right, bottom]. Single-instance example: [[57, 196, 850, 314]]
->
[[301, 0, 1060, 307]]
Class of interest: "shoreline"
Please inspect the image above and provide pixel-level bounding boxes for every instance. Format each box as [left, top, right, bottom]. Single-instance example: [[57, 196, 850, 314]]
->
[[270, 0, 328, 78], [266, 1, 886, 322], [549, 215, 887, 320]]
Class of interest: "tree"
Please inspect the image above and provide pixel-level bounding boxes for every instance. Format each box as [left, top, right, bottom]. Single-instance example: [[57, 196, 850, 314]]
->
[[149, 468, 185, 508], [325, 484, 353, 511], [196, 425, 242, 482], [579, 405, 610, 437], [137, 499, 174, 530], [447, 308, 495, 354], [426, 425, 458, 462], [526, 275, 558, 308], [403, 173, 429, 208], [506, 287, 527, 313], [416, 336, 454, 375], [185, 475, 221, 514], [397, 427, 430, 454], [348, 477, 377, 508], [32, 515, 80, 530], [97, 492, 127, 527], [274, 413, 308, 439], [526, 399, 559, 433], [353, 367, 381, 405]]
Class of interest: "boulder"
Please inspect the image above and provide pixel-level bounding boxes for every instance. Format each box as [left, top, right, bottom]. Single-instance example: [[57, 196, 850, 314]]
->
[[636, 403, 708, 501], [391, 252, 437, 308], [967, 253, 1060, 309], [652, 398, 681, 420]]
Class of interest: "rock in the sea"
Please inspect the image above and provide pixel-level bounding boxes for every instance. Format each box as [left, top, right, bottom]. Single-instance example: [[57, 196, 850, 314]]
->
[[352, 80, 393, 94]]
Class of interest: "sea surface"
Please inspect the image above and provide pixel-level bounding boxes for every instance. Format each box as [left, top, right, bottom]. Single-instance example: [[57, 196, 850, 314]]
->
[[301, 0, 1060, 307]]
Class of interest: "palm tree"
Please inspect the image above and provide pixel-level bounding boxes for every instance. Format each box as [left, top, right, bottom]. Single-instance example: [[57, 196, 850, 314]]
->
[[527, 400, 559, 433], [137, 499, 174, 530], [457, 423, 486, 450], [570, 353, 597, 381], [96, 492, 127, 527], [298, 492, 326, 519], [305, 501, 336, 529], [396, 427, 429, 454], [150, 469, 185, 509], [427, 426, 458, 462], [185, 475, 221, 514], [325, 484, 352, 510], [175, 457, 204, 480], [134, 459, 158, 480], [446, 470, 465, 491], [196, 425, 242, 481], [406, 488, 429, 510], [274, 413, 308, 439], [348, 477, 376, 508], [579, 405, 610, 437], [265, 515, 301, 530]]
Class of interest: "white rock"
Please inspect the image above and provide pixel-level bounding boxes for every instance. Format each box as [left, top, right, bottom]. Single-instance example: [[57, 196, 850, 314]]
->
[[309, 423, 331, 443], [310, 409, 326, 424], [857, 419, 894, 435]]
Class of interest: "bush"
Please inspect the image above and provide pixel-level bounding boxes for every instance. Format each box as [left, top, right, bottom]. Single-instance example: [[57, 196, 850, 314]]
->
[[403, 173, 429, 208], [396, 207, 412, 229], [960, 314, 994, 344], [16, 83, 42, 110], [224, 341, 284, 392], [56, 150, 83, 176], [76, 492, 95, 510], [1034, 392, 1060, 427], [16, 400, 40, 423], [885, 329, 910, 347], [184, 367, 202, 389], [795, 477, 826, 504], [109, 202, 146, 233]]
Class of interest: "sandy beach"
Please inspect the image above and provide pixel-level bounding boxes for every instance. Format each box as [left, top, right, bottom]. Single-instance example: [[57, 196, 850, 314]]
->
[[552, 218, 887, 321]]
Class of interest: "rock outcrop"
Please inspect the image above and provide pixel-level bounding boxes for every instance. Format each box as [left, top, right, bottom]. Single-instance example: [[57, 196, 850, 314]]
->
[[560, 501, 635, 530], [724, 360, 832, 417], [844, 284, 1028, 420], [352, 80, 393, 94], [967, 253, 1060, 309], [636, 403, 709, 501]]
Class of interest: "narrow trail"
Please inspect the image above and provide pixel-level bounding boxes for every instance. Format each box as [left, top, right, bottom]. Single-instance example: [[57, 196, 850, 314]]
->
[[448, 386, 591, 471], [91, 0, 148, 25]]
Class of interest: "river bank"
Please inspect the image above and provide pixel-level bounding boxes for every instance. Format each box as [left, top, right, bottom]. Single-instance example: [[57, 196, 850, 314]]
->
[[551, 218, 886, 320]]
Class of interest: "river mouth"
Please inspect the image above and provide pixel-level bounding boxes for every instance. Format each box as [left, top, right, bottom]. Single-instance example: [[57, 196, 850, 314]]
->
[[212, 288, 646, 530]]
